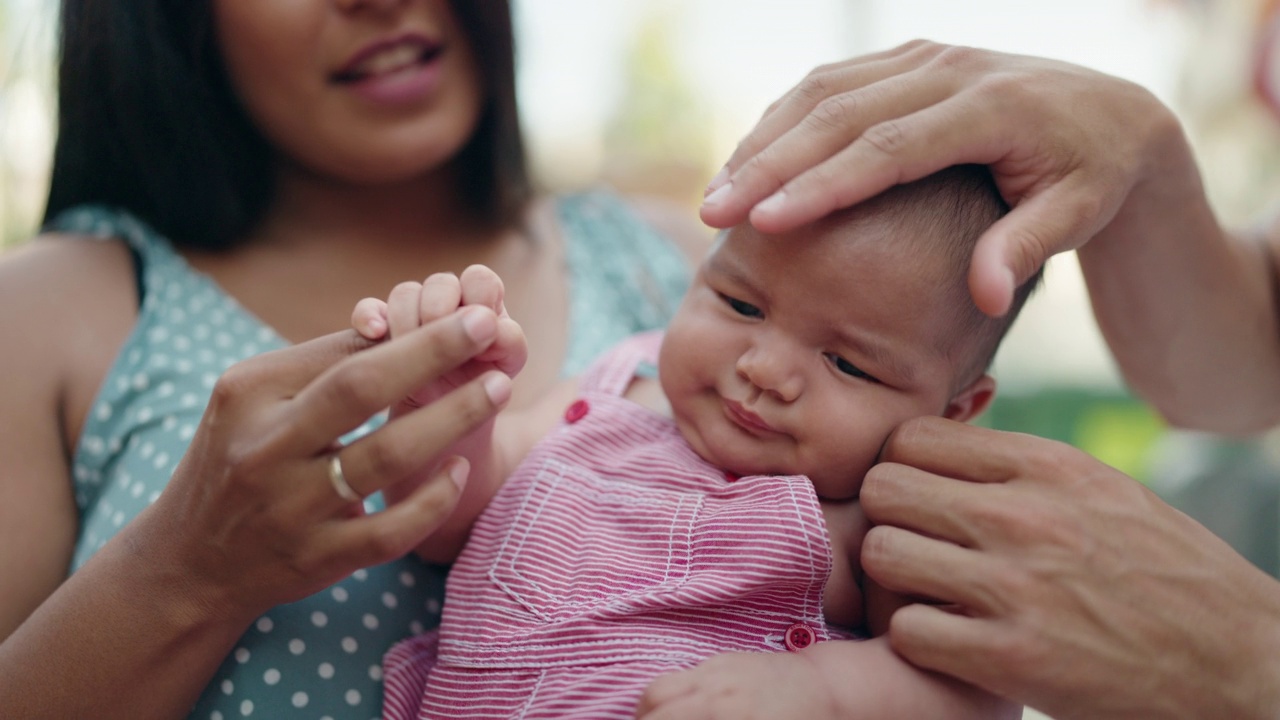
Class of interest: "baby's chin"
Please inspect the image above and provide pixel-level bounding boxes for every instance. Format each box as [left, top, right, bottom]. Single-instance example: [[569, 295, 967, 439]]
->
[[685, 434, 798, 481], [710, 448, 866, 501]]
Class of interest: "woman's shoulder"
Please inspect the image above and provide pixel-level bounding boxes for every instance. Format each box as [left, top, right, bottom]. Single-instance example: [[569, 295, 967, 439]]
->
[[0, 232, 140, 441], [0, 232, 138, 336]]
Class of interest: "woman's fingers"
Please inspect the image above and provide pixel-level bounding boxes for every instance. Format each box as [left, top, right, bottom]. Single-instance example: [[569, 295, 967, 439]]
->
[[211, 328, 377, 405], [475, 317, 527, 376], [286, 306, 501, 453], [326, 370, 510, 500], [317, 456, 471, 569]]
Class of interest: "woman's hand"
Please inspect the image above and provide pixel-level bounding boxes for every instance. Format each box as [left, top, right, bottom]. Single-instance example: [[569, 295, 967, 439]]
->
[[149, 309, 512, 616], [351, 265, 527, 561], [352, 264, 527, 413], [699, 40, 1186, 316], [860, 417, 1280, 720]]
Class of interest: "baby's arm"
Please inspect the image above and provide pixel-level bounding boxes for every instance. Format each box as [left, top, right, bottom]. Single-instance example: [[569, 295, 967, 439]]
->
[[636, 636, 1016, 719], [636, 502, 1019, 720], [352, 266, 565, 562]]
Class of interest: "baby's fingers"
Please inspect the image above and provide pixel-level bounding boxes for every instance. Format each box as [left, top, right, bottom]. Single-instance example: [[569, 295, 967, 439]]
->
[[351, 298, 389, 340], [460, 264, 506, 316], [386, 280, 426, 340], [419, 272, 464, 325]]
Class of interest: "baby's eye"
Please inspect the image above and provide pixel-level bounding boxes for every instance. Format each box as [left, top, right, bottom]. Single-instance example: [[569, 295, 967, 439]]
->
[[720, 293, 763, 319], [825, 353, 881, 384]]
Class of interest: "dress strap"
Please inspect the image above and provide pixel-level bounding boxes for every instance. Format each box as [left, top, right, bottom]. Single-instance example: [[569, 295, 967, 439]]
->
[[576, 330, 665, 398]]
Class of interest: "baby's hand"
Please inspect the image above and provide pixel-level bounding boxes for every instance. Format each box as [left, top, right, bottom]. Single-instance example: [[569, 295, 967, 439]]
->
[[635, 651, 837, 719], [352, 265, 527, 412]]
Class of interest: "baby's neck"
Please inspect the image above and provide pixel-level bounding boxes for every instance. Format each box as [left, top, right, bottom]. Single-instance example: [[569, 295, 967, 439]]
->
[[622, 376, 673, 419]]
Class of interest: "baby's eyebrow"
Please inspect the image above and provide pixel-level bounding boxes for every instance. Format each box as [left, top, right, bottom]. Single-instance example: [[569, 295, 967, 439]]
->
[[705, 245, 755, 286], [831, 326, 920, 387]]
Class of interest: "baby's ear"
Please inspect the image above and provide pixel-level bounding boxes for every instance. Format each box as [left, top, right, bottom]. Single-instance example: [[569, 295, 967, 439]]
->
[[943, 374, 996, 423]]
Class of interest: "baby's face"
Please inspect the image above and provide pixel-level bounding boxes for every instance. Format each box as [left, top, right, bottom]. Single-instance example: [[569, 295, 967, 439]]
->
[[659, 218, 978, 500]]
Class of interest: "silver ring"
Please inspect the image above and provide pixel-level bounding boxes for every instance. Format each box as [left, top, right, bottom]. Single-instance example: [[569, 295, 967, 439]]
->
[[328, 454, 361, 503]]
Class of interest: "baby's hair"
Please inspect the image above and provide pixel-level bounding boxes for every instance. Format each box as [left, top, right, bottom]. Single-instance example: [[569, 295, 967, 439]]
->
[[823, 164, 1043, 389]]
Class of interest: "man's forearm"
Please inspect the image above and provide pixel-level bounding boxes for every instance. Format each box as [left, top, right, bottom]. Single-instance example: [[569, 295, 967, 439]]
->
[[1078, 130, 1280, 434]]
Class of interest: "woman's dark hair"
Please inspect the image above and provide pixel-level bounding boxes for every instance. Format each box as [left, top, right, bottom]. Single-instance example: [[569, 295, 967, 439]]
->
[[43, 0, 530, 251]]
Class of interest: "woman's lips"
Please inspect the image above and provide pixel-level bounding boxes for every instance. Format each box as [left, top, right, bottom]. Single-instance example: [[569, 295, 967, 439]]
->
[[333, 34, 443, 82], [724, 399, 780, 436], [332, 35, 446, 107]]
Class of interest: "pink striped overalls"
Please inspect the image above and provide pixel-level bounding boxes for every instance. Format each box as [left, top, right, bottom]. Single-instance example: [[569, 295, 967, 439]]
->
[[383, 332, 852, 719]]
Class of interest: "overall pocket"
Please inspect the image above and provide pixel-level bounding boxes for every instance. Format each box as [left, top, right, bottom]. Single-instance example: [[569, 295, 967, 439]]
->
[[488, 457, 701, 624]]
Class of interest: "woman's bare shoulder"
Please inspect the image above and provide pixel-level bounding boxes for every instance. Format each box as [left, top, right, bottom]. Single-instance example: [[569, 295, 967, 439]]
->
[[0, 233, 139, 433], [0, 232, 138, 333]]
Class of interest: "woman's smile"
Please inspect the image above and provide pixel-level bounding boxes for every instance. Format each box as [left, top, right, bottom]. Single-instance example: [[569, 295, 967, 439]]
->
[[333, 34, 447, 107]]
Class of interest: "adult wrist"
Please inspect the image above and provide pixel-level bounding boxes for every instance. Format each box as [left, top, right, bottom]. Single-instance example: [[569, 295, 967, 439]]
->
[[116, 501, 265, 635]]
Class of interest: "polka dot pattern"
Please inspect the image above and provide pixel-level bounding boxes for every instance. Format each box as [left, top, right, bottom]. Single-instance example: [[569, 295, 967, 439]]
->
[[51, 195, 689, 717]]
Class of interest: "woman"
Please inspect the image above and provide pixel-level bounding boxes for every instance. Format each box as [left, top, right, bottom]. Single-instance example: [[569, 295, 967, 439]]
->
[[0, 1, 703, 717], [700, 40, 1280, 720]]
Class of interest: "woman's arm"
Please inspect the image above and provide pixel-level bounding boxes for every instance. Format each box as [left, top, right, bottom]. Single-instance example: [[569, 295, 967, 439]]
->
[[0, 239, 509, 718], [0, 238, 248, 718]]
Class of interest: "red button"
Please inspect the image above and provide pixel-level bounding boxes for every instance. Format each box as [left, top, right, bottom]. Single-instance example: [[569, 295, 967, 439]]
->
[[564, 399, 590, 423], [784, 623, 815, 652], [724, 472, 739, 483]]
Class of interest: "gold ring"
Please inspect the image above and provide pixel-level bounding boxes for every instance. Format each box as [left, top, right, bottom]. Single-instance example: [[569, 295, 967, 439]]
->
[[328, 454, 361, 503]]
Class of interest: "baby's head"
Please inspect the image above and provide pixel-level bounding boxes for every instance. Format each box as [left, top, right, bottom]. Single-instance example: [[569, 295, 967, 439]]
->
[[659, 164, 1040, 499]]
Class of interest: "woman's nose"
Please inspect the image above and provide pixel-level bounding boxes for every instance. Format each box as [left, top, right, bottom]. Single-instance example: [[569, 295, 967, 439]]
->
[[736, 346, 803, 402]]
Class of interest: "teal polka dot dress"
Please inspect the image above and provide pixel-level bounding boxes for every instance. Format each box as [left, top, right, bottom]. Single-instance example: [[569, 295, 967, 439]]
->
[[49, 191, 690, 719]]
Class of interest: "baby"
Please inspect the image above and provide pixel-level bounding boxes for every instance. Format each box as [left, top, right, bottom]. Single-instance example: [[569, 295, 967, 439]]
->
[[358, 165, 1040, 719]]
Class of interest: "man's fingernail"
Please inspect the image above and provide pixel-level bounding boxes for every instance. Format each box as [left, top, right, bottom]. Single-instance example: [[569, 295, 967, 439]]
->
[[703, 181, 733, 207], [483, 373, 512, 406], [462, 307, 496, 342], [755, 190, 787, 216], [704, 167, 729, 196]]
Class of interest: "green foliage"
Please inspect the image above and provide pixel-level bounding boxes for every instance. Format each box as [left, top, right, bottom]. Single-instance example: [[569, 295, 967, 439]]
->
[[982, 387, 1166, 483]]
